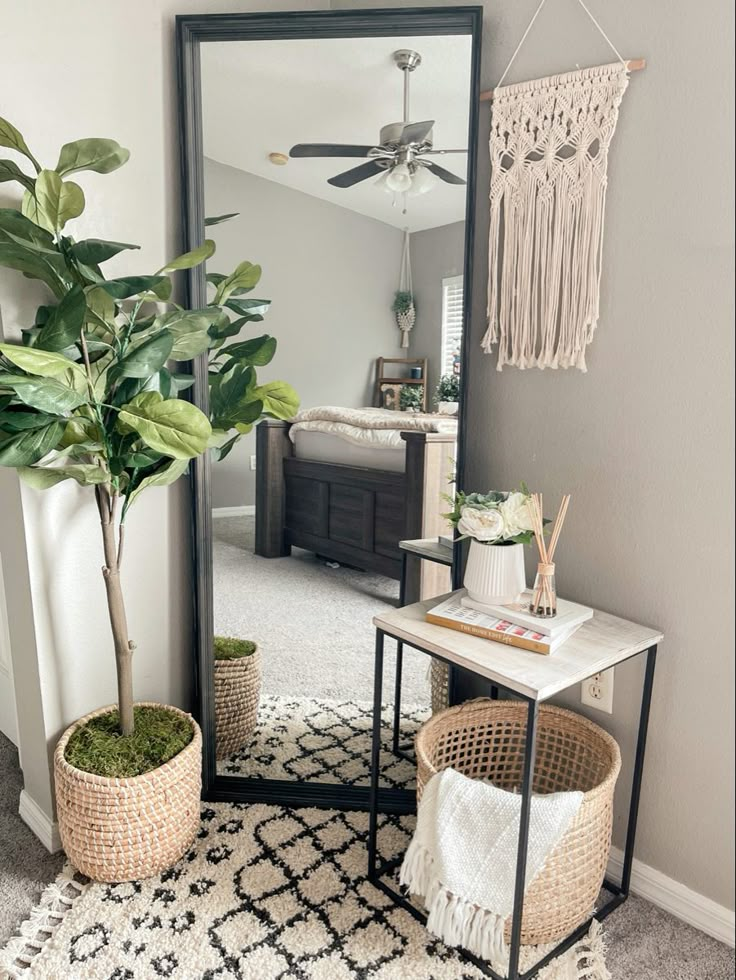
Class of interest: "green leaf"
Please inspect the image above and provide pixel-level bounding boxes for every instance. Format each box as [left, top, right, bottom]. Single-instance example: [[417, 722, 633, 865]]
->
[[213, 432, 241, 461], [0, 373, 87, 413], [158, 239, 215, 274], [59, 416, 100, 447], [0, 158, 35, 192], [213, 262, 262, 305], [17, 462, 108, 489], [0, 409, 61, 432], [251, 380, 299, 420], [204, 213, 239, 226], [117, 396, 211, 459], [36, 286, 87, 351], [0, 209, 56, 248], [55, 138, 130, 177], [125, 457, 189, 507], [220, 335, 276, 367], [0, 343, 86, 380], [71, 239, 140, 265], [0, 117, 40, 171], [97, 275, 171, 300], [0, 420, 65, 466], [171, 373, 195, 392], [21, 170, 85, 233], [84, 285, 117, 329], [224, 299, 268, 318], [113, 331, 173, 379]]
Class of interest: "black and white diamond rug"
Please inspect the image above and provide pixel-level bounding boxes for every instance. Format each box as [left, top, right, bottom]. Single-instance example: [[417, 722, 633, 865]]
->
[[0, 700, 609, 980], [218, 697, 428, 787]]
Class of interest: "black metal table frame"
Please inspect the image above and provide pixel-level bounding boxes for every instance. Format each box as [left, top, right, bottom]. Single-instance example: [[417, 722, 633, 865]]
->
[[392, 547, 454, 760], [369, 626, 658, 980]]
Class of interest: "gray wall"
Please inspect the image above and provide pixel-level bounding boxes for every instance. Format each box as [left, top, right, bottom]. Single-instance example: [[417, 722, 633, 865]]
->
[[334, 0, 736, 910], [410, 220, 466, 399], [204, 157, 404, 509]]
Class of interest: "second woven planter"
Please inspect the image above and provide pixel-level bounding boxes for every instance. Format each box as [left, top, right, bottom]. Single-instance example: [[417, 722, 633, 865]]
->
[[416, 699, 621, 946], [214, 645, 261, 761]]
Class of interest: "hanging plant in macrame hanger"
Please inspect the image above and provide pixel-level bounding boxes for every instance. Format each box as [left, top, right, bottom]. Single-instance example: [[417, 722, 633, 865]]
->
[[393, 229, 416, 348]]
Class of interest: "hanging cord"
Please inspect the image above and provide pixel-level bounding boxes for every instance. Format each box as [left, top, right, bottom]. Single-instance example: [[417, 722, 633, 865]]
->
[[494, 0, 626, 90], [399, 229, 413, 296]]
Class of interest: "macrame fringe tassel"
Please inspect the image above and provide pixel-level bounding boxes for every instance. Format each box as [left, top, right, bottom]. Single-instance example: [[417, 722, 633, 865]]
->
[[483, 62, 629, 372]]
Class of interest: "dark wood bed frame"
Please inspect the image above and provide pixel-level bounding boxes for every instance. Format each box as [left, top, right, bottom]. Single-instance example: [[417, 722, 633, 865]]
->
[[255, 419, 454, 602]]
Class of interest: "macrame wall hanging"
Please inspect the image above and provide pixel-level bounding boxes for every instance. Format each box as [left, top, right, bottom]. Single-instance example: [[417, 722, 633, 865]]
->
[[481, 0, 644, 371]]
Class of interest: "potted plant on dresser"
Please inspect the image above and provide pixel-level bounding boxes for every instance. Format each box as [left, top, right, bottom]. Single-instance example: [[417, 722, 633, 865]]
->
[[0, 117, 297, 881], [435, 373, 460, 415]]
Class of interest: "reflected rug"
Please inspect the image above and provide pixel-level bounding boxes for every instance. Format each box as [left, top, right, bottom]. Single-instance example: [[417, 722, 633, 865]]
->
[[217, 696, 428, 788]]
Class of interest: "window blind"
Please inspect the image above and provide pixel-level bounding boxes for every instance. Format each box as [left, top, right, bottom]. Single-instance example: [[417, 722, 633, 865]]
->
[[441, 275, 464, 376]]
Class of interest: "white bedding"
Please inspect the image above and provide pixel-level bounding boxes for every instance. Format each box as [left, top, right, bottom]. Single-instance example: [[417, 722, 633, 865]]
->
[[289, 406, 457, 453], [292, 429, 406, 472]]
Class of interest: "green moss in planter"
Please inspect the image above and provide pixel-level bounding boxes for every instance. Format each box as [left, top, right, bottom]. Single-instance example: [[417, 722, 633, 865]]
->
[[64, 705, 193, 778], [214, 636, 257, 660]]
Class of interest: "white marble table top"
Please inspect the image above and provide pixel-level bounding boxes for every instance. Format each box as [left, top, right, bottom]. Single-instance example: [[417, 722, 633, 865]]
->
[[374, 591, 663, 701]]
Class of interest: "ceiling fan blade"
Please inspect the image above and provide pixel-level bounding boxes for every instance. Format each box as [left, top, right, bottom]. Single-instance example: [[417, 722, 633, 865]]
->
[[290, 143, 377, 158], [327, 159, 384, 188], [399, 120, 435, 145], [423, 161, 466, 185]]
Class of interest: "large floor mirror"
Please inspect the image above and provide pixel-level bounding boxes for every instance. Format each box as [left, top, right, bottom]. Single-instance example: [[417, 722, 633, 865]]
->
[[178, 8, 481, 809]]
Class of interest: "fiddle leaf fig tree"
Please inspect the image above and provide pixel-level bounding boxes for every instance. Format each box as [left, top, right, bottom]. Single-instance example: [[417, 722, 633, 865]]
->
[[0, 118, 298, 738]]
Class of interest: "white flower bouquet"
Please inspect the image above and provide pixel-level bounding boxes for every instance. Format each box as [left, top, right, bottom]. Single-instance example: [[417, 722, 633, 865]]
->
[[445, 488, 536, 546]]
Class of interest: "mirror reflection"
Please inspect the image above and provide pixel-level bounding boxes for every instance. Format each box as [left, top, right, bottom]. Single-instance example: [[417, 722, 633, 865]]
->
[[201, 34, 472, 783]]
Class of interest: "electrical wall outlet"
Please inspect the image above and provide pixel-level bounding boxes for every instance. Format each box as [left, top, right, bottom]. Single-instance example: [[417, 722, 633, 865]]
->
[[581, 669, 614, 713], [249, 455, 257, 471]]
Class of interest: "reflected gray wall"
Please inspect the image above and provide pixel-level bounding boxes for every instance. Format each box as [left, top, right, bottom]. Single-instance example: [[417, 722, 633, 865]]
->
[[409, 220, 465, 400], [204, 157, 404, 509]]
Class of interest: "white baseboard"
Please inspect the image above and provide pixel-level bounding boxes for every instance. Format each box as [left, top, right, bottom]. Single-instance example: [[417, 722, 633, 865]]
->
[[19, 789, 62, 854], [212, 505, 255, 519], [607, 847, 734, 947]]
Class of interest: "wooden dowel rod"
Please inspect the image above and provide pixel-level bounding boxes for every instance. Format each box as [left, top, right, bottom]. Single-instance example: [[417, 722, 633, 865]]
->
[[480, 58, 646, 101]]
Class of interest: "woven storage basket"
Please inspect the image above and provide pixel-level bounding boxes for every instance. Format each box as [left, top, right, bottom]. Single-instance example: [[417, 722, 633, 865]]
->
[[416, 699, 621, 946], [430, 658, 450, 714], [214, 646, 261, 761], [54, 702, 202, 883]]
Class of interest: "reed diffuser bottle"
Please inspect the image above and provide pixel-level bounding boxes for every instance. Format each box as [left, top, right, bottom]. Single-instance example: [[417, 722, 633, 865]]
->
[[529, 493, 570, 619]]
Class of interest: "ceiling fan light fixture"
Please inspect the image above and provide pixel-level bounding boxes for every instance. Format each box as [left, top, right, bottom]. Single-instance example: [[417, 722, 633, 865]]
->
[[408, 165, 438, 196], [385, 162, 412, 193]]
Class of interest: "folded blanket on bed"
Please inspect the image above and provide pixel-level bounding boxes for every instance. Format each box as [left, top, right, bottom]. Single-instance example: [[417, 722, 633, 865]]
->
[[399, 768, 583, 963], [289, 406, 457, 450]]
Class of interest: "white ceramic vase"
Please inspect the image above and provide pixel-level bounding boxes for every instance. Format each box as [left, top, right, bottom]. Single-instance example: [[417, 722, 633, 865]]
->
[[464, 540, 526, 605], [437, 401, 458, 416]]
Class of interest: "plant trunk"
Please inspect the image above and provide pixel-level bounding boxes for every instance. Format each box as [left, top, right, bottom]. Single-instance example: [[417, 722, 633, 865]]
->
[[98, 492, 135, 736]]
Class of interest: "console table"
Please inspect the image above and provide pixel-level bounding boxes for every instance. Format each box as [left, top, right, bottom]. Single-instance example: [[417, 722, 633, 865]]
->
[[368, 591, 663, 980]]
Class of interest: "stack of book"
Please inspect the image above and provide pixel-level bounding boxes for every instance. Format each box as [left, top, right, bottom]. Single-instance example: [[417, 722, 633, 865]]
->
[[426, 590, 594, 655]]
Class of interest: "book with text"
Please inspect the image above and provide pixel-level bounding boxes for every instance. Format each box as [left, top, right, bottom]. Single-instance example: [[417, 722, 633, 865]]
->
[[460, 590, 593, 637], [426, 594, 582, 655]]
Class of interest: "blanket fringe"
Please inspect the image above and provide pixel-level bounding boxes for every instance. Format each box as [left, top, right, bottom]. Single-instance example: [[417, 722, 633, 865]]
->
[[0, 863, 88, 979], [400, 840, 507, 962]]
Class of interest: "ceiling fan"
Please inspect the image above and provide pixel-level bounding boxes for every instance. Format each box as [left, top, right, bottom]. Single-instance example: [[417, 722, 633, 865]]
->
[[289, 49, 467, 194]]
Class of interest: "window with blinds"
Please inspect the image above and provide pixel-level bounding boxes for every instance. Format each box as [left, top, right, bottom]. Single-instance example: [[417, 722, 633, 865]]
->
[[441, 275, 464, 376]]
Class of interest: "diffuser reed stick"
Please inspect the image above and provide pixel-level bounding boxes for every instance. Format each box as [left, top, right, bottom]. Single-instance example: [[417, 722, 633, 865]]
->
[[529, 493, 571, 617]]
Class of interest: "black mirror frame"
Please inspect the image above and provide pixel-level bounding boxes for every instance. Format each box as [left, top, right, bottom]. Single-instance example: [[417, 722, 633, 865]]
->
[[177, 5, 482, 811]]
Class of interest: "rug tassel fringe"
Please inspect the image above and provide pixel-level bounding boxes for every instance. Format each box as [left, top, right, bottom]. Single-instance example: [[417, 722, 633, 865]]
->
[[0, 863, 87, 979]]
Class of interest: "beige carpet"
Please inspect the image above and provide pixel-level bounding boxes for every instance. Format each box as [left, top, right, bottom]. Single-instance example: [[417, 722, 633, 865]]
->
[[212, 515, 431, 706]]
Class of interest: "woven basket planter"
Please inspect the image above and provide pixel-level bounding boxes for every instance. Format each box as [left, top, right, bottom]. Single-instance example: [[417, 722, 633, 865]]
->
[[430, 659, 450, 715], [54, 702, 202, 883], [214, 646, 261, 761], [416, 699, 621, 946]]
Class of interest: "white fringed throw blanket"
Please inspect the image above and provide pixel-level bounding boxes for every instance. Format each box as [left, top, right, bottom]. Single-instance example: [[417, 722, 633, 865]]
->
[[400, 768, 583, 963], [482, 63, 630, 371]]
